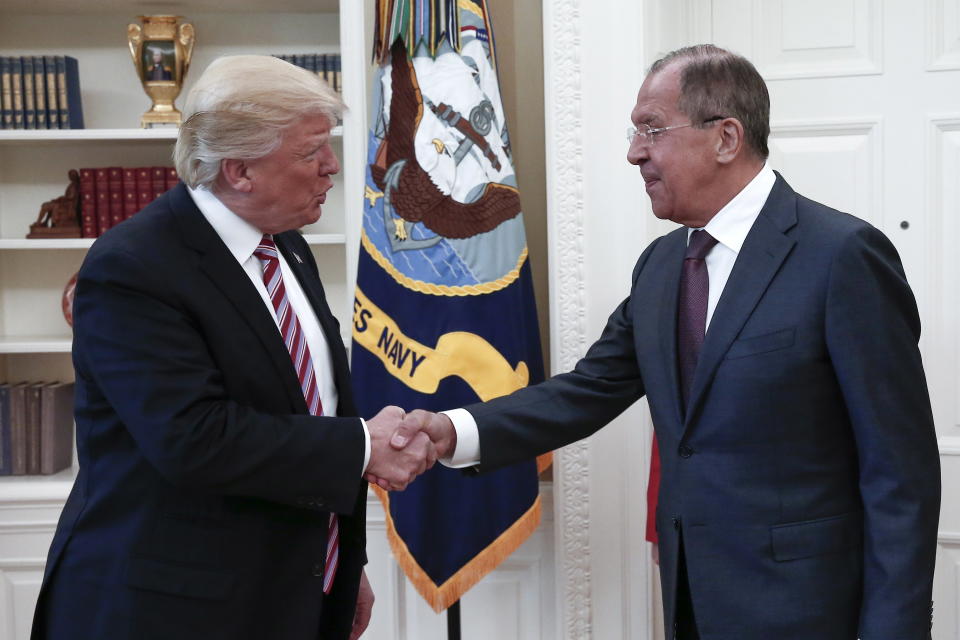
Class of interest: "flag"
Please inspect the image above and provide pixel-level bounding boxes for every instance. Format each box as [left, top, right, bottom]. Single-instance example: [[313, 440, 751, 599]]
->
[[351, 0, 549, 612]]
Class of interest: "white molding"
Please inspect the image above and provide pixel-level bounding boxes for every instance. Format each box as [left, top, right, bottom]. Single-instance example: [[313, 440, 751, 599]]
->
[[0, 473, 75, 503], [768, 117, 882, 227], [770, 117, 883, 137], [753, 0, 883, 80], [926, 116, 960, 434], [0, 558, 46, 569], [544, 0, 592, 637], [926, 0, 960, 71], [0, 336, 72, 353], [938, 437, 960, 456], [337, 0, 368, 326]]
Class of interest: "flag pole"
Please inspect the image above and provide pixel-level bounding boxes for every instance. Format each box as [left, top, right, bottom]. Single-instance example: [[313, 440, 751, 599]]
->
[[447, 600, 461, 639]]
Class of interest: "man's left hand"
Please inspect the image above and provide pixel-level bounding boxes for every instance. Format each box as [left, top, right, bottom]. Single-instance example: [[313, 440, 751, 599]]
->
[[349, 569, 374, 640]]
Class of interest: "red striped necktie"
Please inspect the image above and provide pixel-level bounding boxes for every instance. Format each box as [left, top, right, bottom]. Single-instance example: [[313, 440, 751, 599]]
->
[[254, 235, 339, 595]]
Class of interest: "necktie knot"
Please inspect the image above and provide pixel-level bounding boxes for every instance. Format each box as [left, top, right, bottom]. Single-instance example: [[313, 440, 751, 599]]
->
[[253, 235, 279, 263], [686, 229, 718, 260]]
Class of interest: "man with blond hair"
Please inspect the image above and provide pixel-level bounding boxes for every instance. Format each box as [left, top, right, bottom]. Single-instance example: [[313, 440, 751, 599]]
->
[[32, 56, 434, 640]]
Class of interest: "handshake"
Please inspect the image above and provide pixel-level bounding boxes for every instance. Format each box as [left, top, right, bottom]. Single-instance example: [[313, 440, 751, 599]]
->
[[363, 406, 458, 491]]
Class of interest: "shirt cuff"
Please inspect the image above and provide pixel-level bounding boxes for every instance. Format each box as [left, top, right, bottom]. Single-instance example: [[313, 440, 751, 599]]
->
[[440, 408, 480, 468], [360, 418, 371, 475]]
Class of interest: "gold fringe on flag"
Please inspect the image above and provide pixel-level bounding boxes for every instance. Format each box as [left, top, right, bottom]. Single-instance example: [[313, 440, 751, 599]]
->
[[373, 484, 544, 612]]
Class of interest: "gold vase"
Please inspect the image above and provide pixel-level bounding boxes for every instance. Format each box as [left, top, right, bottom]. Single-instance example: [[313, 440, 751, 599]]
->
[[127, 15, 195, 128]]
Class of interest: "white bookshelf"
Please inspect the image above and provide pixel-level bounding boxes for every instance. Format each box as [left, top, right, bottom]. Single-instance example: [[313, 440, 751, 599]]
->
[[0, 4, 370, 632]]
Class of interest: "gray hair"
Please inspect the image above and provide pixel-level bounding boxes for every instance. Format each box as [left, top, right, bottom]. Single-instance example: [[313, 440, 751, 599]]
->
[[649, 44, 770, 159], [174, 55, 345, 189]]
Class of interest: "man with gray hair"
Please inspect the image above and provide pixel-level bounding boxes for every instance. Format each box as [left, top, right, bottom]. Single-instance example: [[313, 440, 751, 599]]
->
[[31, 55, 433, 640], [390, 44, 940, 638]]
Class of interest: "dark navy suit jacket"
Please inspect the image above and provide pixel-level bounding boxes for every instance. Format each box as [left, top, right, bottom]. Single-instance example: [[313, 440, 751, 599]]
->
[[467, 175, 940, 639], [32, 184, 367, 640]]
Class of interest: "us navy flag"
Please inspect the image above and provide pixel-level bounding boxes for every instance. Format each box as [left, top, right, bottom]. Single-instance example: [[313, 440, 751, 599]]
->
[[351, 0, 548, 612]]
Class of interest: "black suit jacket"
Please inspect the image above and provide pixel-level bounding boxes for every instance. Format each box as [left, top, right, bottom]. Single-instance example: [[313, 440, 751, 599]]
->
[[32, 184, 367, 640], [466, 175, 940, 639]]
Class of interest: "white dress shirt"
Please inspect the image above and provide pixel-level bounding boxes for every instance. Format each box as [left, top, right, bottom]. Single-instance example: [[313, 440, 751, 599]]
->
[[188, 186, 371, 472], [442, 164, 777, 468]]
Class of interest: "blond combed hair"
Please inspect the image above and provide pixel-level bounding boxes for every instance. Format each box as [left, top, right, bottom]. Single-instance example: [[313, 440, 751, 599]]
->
[[174, 55, 345, 189]]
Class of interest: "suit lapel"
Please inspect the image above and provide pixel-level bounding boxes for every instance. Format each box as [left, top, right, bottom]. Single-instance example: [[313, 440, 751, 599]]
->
[[657, 229, 688, 425], [169, 186, 308, 413], [683, 175, 798, 428]]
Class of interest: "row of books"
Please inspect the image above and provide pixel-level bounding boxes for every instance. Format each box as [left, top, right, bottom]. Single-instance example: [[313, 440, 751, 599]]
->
[[0, 55, 84, 130], [80, 166, 178, 238], [0, 382, 74, 476], [274, 53, 342, 93]]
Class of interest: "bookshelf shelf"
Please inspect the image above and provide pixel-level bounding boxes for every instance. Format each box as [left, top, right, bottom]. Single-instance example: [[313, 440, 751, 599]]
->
[[301, 233, 347, 245], [0, 238, 93, 249], [0, 126, 342, 144], [0, 336, 72, 353], [0, 234, 344, 249], [0, 468, 75, 502]]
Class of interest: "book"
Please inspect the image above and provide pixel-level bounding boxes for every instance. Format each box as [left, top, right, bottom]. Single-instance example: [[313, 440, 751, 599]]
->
[[22, 56, 35, 129], [40, 382, 74, 475], [333, 54, 342, 94], [319, 54, 329, 86], [94, 167, 111, 235], [56, 55, 84, 129], [33, 56, 48, 129], [165, 167, 178, 191], [79, 167, 98, 238], [122, 167, 139, 220], [44, 55, 59, 130], [151, 166, 167, 200], [0, 384, 11, 475], [136, 166, 153, 210], [8, 382, 28, 475], [11, 56, 24, 129], [108, 166, 124, 228], [0, 57, 11, 129], [24, 382, 42, 474]]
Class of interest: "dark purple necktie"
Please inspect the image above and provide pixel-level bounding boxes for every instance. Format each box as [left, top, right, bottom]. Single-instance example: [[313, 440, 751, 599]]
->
[[678, 229, 718, 409]]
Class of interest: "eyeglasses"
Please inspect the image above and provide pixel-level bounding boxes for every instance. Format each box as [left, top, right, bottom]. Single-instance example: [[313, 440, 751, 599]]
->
[[626, 116, 725, 146]]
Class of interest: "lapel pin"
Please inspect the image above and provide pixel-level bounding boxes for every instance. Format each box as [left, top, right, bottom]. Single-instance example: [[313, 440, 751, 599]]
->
[[293, 252, 303, 264]]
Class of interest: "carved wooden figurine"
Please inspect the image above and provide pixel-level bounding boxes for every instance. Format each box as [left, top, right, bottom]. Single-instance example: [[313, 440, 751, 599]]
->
[[28, 169, 83, 238]]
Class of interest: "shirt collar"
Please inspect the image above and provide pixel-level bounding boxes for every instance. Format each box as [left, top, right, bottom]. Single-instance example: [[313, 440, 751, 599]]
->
[[689, 163, 776, 255], [187, 186, 265, 265]]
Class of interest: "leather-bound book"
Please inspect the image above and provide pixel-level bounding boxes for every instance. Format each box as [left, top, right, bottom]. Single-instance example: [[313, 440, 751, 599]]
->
[[40, 382, 74, 475]]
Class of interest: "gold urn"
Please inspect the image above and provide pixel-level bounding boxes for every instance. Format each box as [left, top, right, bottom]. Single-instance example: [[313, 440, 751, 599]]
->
[[127, 15, 195, 128]]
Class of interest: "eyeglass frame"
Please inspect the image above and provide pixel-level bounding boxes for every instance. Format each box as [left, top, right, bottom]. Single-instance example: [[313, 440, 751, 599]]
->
[[626, 116, 726, 146]]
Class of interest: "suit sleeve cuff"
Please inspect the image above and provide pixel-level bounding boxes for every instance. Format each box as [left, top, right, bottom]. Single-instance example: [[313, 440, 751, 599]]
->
[[440, 408, 480, 468], [360, 418, 371, 475]]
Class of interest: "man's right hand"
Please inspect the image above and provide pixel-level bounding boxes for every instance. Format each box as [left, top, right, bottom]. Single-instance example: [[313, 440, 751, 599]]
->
[[389, 410, 457, 459], [365, 406, 436, 491]]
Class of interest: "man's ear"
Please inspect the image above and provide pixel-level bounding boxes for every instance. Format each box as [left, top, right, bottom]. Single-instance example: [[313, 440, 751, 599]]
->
[[220, 158, 253, 193], [716, 118, 745, 165]]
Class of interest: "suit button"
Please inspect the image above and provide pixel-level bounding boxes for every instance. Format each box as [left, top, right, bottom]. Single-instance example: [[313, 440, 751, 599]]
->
[[672, 517, 681, 530], [312, 562, 324, 577], [678, 444, 693, 458]]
